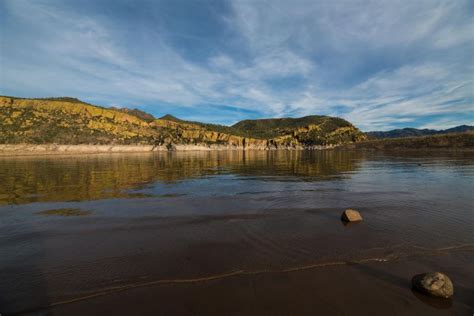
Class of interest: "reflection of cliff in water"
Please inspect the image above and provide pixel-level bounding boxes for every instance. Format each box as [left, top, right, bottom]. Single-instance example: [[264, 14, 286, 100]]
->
[[0, 151, 365, 205], [222, 150, 363, 179]]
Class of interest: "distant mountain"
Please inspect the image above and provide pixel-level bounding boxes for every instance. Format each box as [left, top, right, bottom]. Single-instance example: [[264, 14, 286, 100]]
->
[[349, 133, 474, 150], [158, 114, 182, 122], [0, 96, 366, 149], [112, 107, 156, 122], [443, 125, 474, 133], [367, 125, 474, 139]]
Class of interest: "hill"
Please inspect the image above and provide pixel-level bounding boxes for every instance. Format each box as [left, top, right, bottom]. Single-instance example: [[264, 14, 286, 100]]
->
[[159, 114, 182, 122], [367, 125, 474, 139], [112, 107, 156, 122], [0, 96, 160, 145], [231, 116, 361, 143], [0, 96, 366, 149], [346, 132, 474, 150]]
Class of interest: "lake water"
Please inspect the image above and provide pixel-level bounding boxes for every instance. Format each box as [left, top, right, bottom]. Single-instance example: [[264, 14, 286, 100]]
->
[[0, 150, 473, 315]]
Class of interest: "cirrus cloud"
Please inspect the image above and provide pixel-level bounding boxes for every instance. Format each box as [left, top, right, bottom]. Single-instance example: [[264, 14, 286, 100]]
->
[[1, 0, 472, 130]]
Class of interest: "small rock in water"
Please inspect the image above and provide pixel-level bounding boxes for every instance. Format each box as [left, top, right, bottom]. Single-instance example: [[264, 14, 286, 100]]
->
[[412, 272, 454, 298], [341, 209, 363, 222]]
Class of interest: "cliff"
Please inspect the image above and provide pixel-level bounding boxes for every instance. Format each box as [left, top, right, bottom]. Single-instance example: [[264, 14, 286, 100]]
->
[[0, 96, 366, 150]]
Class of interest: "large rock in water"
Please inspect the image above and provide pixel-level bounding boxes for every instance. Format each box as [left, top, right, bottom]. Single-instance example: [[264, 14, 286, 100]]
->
[[341, 209, 363, 222], [412, 272, 454, 298]]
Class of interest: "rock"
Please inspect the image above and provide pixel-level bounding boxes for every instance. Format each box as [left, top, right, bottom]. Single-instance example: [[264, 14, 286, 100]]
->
[[412, 272, 454, 298], [341, 209, 363, 222]]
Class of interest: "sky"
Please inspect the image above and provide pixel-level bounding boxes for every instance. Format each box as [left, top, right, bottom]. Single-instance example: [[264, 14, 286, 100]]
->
[[1, 0, 473, 131]]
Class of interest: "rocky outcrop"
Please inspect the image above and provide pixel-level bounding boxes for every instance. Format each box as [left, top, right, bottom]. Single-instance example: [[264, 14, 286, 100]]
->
[[152, 117, 362, 150], [341, 209, 363, 222]]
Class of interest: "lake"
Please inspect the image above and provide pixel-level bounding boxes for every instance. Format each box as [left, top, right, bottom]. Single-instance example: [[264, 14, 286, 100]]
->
[[0, 150, 473, 315]]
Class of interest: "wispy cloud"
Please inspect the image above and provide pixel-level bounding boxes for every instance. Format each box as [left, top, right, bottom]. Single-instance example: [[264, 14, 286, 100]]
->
[[1, 0, 472, 130]]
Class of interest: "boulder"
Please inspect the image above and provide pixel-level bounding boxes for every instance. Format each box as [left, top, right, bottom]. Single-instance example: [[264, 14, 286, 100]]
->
[[341, 209, 363, 222], [412, 272, 454, 298]]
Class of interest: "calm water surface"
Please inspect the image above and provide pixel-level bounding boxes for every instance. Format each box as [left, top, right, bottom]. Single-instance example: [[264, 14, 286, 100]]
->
[[0, 150, 473, 315]]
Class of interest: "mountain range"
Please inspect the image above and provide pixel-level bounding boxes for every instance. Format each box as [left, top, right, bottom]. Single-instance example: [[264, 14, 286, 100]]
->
[[367, 125, 473, 139]]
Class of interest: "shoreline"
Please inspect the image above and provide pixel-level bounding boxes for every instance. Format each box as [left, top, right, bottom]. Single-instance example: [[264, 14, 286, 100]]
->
[[0, 143, 339, 156], [0, 144, 157, 156], [1, 143, 473, 156]]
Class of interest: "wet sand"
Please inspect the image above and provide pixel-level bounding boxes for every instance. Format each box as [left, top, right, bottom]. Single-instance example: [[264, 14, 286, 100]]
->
[[0, 151, 473, 315], [46, 251, 474, 315]]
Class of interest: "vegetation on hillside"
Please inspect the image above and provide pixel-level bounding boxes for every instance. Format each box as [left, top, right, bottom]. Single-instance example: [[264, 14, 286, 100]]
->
[[348, 132, 474, 150], [0, 95, 88, 103], [231, 116, 364, 144], [157, 114, 366, 145], [158, 114, 243, 136], [112, 107, 156, 122], [0, 96, 160, 144], [232, 116, 340, 137], [0, 96, 366, 147], [367, 125, 474, 139], [3, 95, 470, 150]]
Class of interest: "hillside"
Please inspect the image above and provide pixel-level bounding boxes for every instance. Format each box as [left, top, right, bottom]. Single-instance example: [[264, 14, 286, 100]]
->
[[0, 96, 160, 145], [112, 107, 156, 122], [0, 96, 366, 149], [231, 116, 362, 143], [346, 132, 474, 150], [233, 116, 342, 137], [367, 125, 474, 139]]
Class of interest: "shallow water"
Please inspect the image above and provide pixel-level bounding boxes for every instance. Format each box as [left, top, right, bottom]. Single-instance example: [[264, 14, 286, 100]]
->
[[0, 150, 473, 315]]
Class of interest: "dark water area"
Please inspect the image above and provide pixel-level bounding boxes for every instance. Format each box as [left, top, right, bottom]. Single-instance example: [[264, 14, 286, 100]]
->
[[0, 150, 473, 315]]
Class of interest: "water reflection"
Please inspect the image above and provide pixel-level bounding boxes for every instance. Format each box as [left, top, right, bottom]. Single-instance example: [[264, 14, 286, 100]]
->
[[0, 151, 366, 205], [1, 150, 473, 206]]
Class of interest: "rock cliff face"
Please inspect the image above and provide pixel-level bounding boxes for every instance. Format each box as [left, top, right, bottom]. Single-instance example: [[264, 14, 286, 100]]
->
[[0, 96, 366, 150]]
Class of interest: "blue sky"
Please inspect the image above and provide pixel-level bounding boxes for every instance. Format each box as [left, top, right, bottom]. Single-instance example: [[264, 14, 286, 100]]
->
[[1, 0, 472, 131]]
